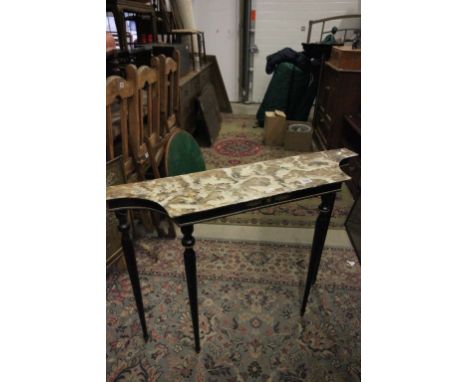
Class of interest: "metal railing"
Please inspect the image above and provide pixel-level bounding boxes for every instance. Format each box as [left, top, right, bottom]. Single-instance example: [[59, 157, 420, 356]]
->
[[306, 14, 361, 43]]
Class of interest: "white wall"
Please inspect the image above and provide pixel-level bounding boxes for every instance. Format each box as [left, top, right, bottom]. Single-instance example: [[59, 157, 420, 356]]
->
[[193, 0, 240, 101], [252, 0, 360, 102]]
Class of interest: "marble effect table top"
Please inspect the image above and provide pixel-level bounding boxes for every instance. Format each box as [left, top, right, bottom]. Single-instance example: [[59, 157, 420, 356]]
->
[[106, 148, 357, 218]]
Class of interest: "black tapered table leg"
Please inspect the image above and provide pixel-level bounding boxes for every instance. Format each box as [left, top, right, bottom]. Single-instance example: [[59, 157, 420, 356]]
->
[[301, 192, 337, 316], [181, 225, 201, 353], [115, 210, 149, 341]]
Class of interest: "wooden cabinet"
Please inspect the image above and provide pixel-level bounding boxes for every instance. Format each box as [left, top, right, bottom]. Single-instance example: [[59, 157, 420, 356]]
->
[[179, 55, 231, 134], [312, 61, 360, 150], [341, 114, 361, 199]]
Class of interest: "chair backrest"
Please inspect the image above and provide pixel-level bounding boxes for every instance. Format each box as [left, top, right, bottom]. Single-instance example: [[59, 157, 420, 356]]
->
[[164, 129, 206, 177], [125, 63, 160, 179], [155, 50, 180, 133], [106, 75, 136, 181]]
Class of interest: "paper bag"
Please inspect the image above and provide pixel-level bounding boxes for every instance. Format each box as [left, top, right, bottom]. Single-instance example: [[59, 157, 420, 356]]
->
[[264, 110, 286, 146]]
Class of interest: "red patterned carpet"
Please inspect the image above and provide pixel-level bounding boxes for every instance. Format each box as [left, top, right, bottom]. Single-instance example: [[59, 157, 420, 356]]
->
[[106, 114, 360, 381], [213, 137, 262, 162], [107, 238, 360, 381]]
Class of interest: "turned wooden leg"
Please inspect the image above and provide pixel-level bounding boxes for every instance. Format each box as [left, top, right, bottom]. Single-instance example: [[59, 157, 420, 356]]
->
[[181, 225, 201, 353], [301, 192, 336, 316], [115, 210, 149, 341]]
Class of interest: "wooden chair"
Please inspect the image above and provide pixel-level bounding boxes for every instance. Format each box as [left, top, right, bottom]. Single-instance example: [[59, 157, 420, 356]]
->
[[107, 74, 156, 234], [106, 75, 137, 181], [164, 129, 206, 177], [141, 55, 179, 179], [126, 62, 176, 238], [125, 64, 159, 179], [156, 50, 180, 133]]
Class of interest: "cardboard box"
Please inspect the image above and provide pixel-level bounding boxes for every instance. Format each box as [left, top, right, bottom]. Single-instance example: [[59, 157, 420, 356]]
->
[[284, 121, 313, 151], [264, 110, 286, 146]]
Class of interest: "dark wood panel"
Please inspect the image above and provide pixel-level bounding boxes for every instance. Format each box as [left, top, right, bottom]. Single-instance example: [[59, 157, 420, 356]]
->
[[312, 61, 360, 199], [341, 114, 361, 199], [179, 55, 231, 137], [313, 62, 360, 150], [197, 83, 222, 144], [205, 56, 232, 113]]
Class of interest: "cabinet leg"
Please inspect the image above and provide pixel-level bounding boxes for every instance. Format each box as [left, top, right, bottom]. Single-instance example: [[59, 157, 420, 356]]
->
[[300, 192, 336, 316], [181, 225, 201, 353], [115, 210, 149, 341]]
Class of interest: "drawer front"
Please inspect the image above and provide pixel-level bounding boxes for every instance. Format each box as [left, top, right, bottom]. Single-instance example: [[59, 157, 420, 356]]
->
[[344, 157, 361, 198], [322, 64, 339, 87], [315, 109, 332, 138], [318, 65, 339, 118]]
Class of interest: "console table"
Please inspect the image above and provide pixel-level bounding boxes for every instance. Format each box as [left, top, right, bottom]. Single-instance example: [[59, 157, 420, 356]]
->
[[106, 148, 357, 352]]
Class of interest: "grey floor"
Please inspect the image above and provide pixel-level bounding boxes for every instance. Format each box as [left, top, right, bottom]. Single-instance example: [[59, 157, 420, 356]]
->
[[230, 102, 260, 115], [230, 102, 316, 121], [194, 102, 353, 249]]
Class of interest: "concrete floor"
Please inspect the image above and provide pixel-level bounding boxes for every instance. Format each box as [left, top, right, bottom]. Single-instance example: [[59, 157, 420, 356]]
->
[[230, 102, 260, 115], [230, 102, 316, 122]]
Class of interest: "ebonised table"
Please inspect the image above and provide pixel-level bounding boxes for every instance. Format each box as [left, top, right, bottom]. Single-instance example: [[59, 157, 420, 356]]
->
[[107, 148, 357, 352]]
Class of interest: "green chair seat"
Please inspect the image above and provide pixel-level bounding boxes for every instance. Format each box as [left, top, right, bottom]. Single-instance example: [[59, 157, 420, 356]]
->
[[165, 130, 206, 177]]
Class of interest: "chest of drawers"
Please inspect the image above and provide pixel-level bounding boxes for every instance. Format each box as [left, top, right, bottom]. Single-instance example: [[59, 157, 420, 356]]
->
[[312, 61, 360, 150]]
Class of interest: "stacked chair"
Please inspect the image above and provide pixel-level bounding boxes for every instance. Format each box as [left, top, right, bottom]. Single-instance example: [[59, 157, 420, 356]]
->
[[106, 75, 135, 177], [106, 50, 205, 252], [125, 63, 160, 180], [158, 50, 180, 133]]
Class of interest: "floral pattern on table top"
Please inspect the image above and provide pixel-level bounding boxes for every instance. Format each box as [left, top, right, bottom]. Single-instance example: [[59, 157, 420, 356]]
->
[[106, 148, 357, 218]]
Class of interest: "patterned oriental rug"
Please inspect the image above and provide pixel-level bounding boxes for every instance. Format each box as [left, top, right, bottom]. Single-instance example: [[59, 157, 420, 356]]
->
[[107, 238, 361, 381], [201, 115, 354, 228]]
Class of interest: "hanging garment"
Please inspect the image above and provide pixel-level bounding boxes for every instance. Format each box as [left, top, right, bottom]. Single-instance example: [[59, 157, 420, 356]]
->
[[265, 47, 312, 74], [256, 62, 319, 127]]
